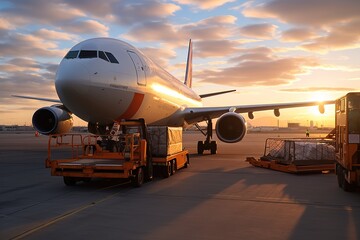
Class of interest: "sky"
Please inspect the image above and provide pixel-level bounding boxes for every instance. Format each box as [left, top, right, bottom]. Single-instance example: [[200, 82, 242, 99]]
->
[[1, 0, 360, 128]]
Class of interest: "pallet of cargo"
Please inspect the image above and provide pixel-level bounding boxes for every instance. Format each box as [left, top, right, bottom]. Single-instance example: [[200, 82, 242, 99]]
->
[[246, 137, 336, 173], [246, 157, 334, 173]]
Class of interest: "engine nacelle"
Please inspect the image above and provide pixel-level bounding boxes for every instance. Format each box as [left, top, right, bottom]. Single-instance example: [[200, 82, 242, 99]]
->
[[215, 112, 247, 143], [32, 106, 73, 135]]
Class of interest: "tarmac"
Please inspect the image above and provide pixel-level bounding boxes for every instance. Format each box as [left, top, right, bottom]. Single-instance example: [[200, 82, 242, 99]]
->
[[1, 132, 360, 240]]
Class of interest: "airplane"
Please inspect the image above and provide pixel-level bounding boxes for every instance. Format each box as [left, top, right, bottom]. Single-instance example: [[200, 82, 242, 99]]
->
[[13, 37, 334, 154]]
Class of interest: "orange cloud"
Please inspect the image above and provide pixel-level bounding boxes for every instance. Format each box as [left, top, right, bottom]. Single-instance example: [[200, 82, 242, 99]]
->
[[281, 28, 318, 42], [239, 23, 278, 39], [195, 56, 320, 86], [174, 0, 234, 10]]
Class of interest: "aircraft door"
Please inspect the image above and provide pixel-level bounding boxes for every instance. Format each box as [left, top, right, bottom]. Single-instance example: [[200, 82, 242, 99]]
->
[[127, 51, 147, 86]]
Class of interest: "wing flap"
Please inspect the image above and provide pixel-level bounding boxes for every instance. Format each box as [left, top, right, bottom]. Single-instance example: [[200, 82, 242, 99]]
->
[[183, 100, 335, 125]]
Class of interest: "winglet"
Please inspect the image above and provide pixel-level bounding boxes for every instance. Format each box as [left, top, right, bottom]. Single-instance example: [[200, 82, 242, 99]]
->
[[184, 39, 192, 88]]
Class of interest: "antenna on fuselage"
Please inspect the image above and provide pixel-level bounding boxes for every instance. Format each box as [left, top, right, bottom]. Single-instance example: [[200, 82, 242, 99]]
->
[[184, 39, 192, 88]]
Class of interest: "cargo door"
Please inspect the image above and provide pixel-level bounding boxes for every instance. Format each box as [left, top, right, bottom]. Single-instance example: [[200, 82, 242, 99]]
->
[[127, 51, 147, 86]]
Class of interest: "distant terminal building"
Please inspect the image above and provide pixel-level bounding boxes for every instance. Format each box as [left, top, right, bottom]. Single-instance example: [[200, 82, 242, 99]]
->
[[287, 123, 301, 128], [0, 125, 34, 131]]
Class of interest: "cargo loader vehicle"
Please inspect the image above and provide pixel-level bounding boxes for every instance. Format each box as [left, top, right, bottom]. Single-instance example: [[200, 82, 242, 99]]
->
[[45, 119, 189, 187]]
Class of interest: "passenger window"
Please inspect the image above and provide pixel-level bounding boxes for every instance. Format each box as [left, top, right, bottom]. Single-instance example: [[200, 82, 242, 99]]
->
[[79, 50, 97, 58], [99, 51, 109, 62], [65, 50, 79, 59], [105, 52, 119, 64]]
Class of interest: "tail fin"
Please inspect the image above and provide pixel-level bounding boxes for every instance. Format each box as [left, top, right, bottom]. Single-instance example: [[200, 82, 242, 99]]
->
[[184, 39, 192, 88]]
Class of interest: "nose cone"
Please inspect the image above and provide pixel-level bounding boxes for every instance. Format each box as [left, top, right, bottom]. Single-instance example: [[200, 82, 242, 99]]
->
[[55, 60, 91, 120]]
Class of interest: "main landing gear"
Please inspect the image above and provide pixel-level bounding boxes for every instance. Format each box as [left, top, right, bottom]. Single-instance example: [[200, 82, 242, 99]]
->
[[196, 119, 217, 155]]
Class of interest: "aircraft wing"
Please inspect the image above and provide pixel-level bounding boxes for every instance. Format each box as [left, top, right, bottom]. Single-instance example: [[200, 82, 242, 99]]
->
[[183, 100, 335, 124], [12, 95, 62, 103]]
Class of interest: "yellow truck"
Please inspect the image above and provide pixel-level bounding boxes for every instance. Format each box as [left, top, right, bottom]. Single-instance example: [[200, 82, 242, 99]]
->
[[45, 119, 189, 187]]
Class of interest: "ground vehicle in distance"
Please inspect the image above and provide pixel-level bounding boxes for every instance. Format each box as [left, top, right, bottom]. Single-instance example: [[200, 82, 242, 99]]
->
[[46, 119, 189, 187], [335, 92, 360, 191]]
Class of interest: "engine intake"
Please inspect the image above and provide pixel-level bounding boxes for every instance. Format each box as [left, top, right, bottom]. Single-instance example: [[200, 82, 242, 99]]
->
[[215, 112, 247, 143], [32, 106, 73, 135]]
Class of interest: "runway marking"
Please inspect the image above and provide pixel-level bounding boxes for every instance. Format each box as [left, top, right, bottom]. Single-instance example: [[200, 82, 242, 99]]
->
[[10, 181, 130, 240]]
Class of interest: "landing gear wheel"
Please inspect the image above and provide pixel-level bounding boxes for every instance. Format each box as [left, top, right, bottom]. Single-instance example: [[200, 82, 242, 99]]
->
[[63, 177, 77, 186], [132, 167, 144, 187], [210, 141, 217, 155], [197, 141, 204, 155]]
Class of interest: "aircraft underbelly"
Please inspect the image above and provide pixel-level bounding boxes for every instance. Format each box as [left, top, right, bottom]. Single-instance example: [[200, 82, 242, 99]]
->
[[131, 93, 180, 125]]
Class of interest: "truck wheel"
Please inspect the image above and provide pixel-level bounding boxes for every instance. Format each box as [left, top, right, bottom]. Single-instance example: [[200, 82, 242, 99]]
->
[[64, 177, 77, 186], [163, 163, 171, 178], [171, 160, 176, 175], [132, 167, 144, 187], [82, 177, 92, 183], [145, 164, 153, 182], [184, 154, 190, 168], [197, 141, 204, 155], [337, 165, 356, 192]]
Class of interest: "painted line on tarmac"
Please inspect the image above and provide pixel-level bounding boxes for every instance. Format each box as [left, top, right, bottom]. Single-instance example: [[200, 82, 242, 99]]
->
[[10, 181, 130, 240]]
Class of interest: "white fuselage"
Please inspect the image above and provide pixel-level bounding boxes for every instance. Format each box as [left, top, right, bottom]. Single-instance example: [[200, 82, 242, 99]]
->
[[55, 38, 202, 127]]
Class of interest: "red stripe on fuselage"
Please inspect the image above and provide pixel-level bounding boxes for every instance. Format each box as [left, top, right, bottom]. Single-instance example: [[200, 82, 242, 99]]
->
[[116, 93, 144, 120]]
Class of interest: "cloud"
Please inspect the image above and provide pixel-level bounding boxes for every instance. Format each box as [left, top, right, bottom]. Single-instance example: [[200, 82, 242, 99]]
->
[[242, 0, 360, 52], [61, 19, 109, 36], [33, 29, 75, 41], [123, 21, 181, 43], [124, 15, 238, 45], [0, 33, 66, 58], [0, 58, 42, 72], [139, 46, 177, 67], [0, 57, 58, 108], [300, 20, 360, 52], [1, 0, 109, 36], [174, 0, 234, 10], [280, 87, 356, 92], [0, 18, 15, 30], [1, 0, 85, 26], [243, 0, 360, 27], [112, 0, 180, 25], [229, 47, 274, 62], [195, 40, 240, 58], [239, 23, 278, 39], [281, 28, 318, 42], [181, 15, 237, 41], [195, 52, 320, 86]]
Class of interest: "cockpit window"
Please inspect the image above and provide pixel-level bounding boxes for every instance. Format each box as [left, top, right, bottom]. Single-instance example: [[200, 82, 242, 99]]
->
[[64, 50, 119, 64], [65, 50, 79, 59], [79, 50, 98, 58], [99, 51, 109, 62], [105, 52, 119, 64]]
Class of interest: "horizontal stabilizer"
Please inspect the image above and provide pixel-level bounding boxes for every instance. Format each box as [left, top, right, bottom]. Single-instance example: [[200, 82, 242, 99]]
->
[[199, 89, 236, 98]]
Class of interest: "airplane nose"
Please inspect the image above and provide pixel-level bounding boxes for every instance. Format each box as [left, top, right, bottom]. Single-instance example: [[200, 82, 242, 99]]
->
[[55, 61, 91, 115]]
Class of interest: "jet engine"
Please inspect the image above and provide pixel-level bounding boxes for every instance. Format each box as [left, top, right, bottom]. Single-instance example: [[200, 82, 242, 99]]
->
[[215, 112, 247, 143], [32, 106, 73, 135]]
